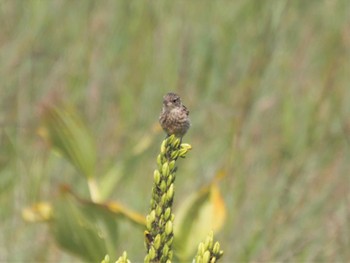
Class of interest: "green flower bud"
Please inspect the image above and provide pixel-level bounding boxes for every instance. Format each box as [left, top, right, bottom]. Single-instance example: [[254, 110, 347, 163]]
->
[[177, 148, 186, 158], [203, 251, 210, 263], [204, 231, 213, 250], [146, 215, 152, 230], [169, 160, 176, 170], [166, 174, 174, 187], [180, 143, 192, 150], [148, 246, 157, 260], [166, 236, 173, 247], [162, 244, 169, 256], [146, 210, 155, 230], [156, 206, 162, 217], [204, 239, 209, 250], [103, 254, 110, 263], [150, 210, 156, 221], [115, 251, 129, 263], [213, 242, 220, 255], [173, 137, 181, 148], [168, 251, 173, 260], [210, 256, 217, 263], [154, 234, 161, 249], [198, 242, 205, 255], [161, 140, 167, 154], [208, 237, 214, 250], [157, 154, 162, 167], [162, 162, 170, 176], [167, 134, 176, 144], [164, 208, 171, 221], [161, 193, 167, 205], [170, 150, 179, 159], [154, 170, 161, 185], [160, 180, 167, 192], [166, 184, 174, 201], [158, 217, 164, 228], [165, 221, 173, 235]]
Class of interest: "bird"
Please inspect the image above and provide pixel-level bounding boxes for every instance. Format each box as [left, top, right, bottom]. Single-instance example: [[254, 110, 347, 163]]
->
[[159, 92, 190, 138]]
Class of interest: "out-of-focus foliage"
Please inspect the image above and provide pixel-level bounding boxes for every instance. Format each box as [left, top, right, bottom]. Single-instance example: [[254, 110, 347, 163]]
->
[[174, 182, 226, 261], [40, 103, 96, 179], [1, 0, 350, 262], [24, 105, 225, 262], [22, 201, 52, 222], [51, 190, 119, 262], [22, 102, 148, 262]]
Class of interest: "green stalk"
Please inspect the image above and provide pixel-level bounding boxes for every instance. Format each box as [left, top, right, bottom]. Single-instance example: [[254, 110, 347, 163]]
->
[[87, 177, 101, 202], [144, 135, 191, 263]]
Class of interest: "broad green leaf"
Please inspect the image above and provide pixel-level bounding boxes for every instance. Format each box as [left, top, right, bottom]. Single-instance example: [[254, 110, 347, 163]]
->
[[40, 104, 96, 178], [51, 190, 120, 262], [174, 183, 226, 261], [99, 162, 124, 200]]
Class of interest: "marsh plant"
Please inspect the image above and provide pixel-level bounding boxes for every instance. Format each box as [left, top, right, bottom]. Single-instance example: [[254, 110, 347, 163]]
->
[[144, 135, 223, 263], [22, 104, 225, 262], [106, 135, 223, 263]]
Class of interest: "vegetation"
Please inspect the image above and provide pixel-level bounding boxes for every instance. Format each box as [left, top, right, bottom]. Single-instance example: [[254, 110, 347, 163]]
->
[[1, 0, 349, 262]]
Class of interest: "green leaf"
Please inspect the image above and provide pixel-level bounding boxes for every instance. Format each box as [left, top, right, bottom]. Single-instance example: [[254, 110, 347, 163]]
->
[[41, 105, 96, 178], [174, 183, 226, 261], [99, 162, 124, 200], [50, 191, 119, 262]]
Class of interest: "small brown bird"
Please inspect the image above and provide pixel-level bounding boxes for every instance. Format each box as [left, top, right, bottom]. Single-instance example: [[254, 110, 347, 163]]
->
[[159, 92, 190, 138]]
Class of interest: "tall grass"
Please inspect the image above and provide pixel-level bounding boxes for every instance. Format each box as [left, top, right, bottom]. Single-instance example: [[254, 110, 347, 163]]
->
[[1, 0, 349, 261]]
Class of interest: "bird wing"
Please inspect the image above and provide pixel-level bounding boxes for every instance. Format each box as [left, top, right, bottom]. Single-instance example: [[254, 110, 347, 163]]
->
[[183, 105, 189, 116]]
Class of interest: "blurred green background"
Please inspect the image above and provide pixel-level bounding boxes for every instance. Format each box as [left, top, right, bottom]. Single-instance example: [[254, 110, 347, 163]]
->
[[1, 0, 350, 262]]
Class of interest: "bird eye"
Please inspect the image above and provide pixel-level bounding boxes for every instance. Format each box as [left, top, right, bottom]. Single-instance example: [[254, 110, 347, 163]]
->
[[172, 98, 178, 103]]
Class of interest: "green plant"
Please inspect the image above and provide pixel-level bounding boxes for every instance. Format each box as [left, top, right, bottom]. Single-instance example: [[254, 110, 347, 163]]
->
[[22, 103, 225, 262], [144, 135, 191, 262], [109, 135, 223, 263]]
